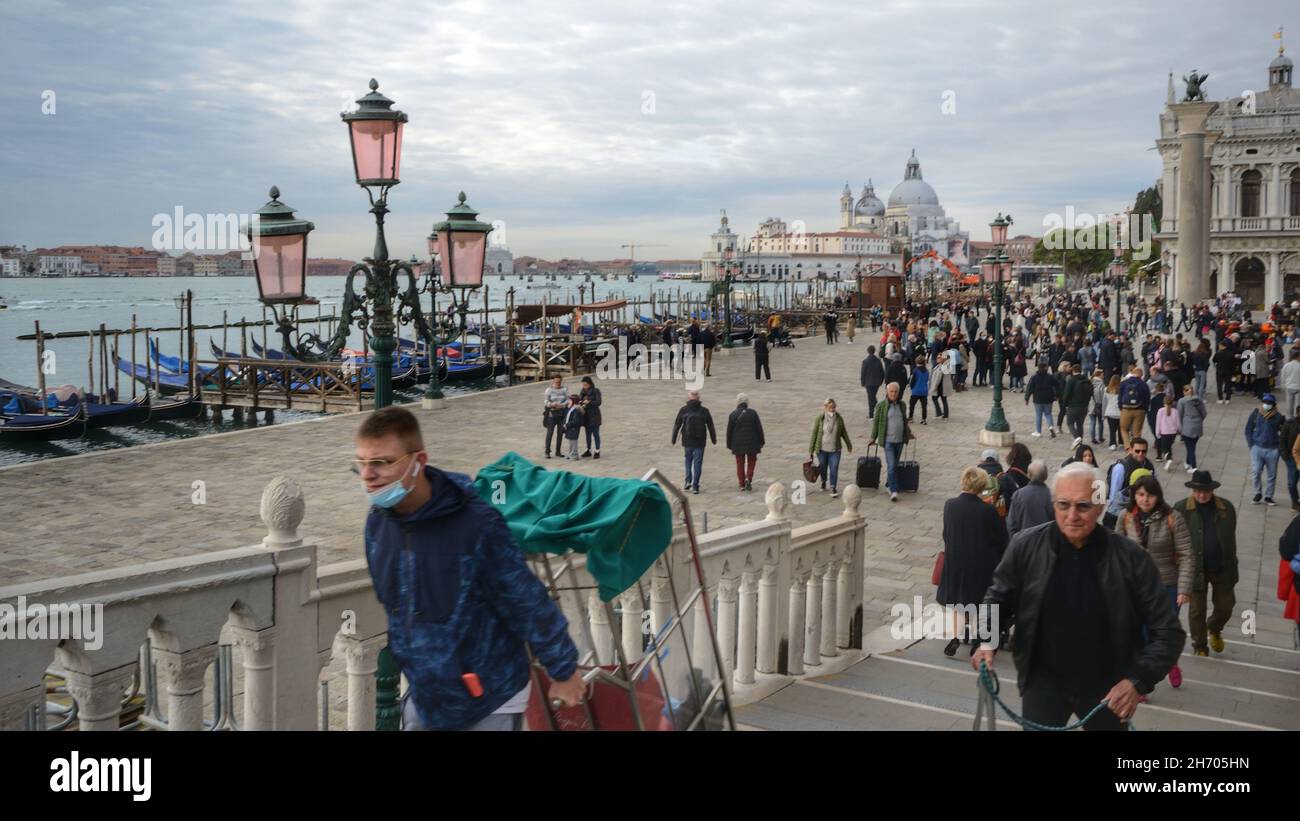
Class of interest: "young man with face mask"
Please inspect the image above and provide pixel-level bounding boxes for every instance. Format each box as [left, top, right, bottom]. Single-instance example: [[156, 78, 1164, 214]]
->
[[1245, 393, 1284, 505], [355, 406, 584, 730]]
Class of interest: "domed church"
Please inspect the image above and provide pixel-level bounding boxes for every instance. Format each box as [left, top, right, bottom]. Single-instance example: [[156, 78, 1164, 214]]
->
[[839, 150, 971, 274]]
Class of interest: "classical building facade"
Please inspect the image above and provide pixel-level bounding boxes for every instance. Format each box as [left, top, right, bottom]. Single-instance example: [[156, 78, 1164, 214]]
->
[[1156, 43, 1300, 308]]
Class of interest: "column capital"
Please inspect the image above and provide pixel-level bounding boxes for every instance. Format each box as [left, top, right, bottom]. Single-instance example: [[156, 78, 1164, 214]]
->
[[1169, 101, 1218, 136], [153, 644, 219, 695]]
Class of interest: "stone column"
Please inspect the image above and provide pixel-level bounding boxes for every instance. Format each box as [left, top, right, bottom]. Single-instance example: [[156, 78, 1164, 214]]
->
[[787, 574, 806, 676], [735, 567, 758, 685], [62, 665, 135, 732], [334, 634, 387, 732], [1201, 132, 1220, 298], [1170, 102, 1218, 305], [153, 645, 218, 731], [803, 566, 822, 669], [589, 591, 614, 667], [231, 627, 276, 731], [619, 589, 644, 666], [1222, 253, 1235, 294], [1267, 252, 1283, 310], [716, 576, 739, 682]]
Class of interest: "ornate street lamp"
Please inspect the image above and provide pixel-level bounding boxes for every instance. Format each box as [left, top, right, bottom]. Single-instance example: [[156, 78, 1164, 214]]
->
[[853, 255, 864, 328], [720, 248, 737, 348], [422, 193, 493, 403], [980, 214, 1014, 441], [1108, 251, 1127, 336]]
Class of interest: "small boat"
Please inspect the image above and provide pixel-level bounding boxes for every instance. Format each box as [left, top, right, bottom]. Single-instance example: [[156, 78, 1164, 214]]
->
[[0, 400, 86, 442], [114, 355, 201, 395], [442, 361, 495, 382], [150, 394, 205, 420], [83, 392, 151, 429], [149, 338, 190, 374]]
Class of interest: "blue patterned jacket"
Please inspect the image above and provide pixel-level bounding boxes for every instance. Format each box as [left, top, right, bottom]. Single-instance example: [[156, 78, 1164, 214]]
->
[[364, 466, 578, 730]]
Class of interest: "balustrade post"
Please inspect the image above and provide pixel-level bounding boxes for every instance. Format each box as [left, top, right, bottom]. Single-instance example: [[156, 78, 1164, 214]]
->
[[152, 645, 219, 731], [691, 590, 716, 681], [836, 559, 853, 649], [787, 572, 807, 676], [231, 626, 276, 731], [589, 591, 615, 666], [804, 565, 823, 668], [60, 664, 135, 731], [334, 634, 387, 731], [650, 573, 673, 645], [756, 561, 779, 674], [619, 588, 644, 665], [735, 567, 758, 685], [820, 561, 838, 658], [716, 575, 739, 682]]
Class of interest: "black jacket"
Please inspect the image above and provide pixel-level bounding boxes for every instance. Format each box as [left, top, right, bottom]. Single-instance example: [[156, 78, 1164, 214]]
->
[[885, 360, 908, 389], [672, 399, 717, 448], [1025, 371, 1058, 404], [579, 385, 602, 427], [860, 355, 885, 388], [753, 335, 769, 360], [725, 403, 765, 455], [939, 493, 1008, 607], [1098, 338, 1119, 370], [982, 522, 1186, 695]]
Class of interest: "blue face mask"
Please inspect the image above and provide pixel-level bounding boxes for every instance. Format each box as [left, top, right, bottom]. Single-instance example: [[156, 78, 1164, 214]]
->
[[366, 455, 420, 509]]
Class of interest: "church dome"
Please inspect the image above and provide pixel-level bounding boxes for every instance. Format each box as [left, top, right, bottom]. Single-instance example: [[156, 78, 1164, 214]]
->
[[1271, 52, 1294, 70], [855, 179, 885, 217], [888, 150, 940, 207]]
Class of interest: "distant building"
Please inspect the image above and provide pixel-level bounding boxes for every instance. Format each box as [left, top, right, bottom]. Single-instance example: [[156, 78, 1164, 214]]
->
[[485, 245, 514, 275], [700, 211, 901, 282], [306, 258, 356, 276], [970, 234, 1039, 269], [157, 255, 177, 275], [45, 246, 162, 276], [0, 258, 19, 277]]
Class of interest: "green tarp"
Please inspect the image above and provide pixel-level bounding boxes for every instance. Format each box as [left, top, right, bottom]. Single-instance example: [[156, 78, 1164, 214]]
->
[[474, 452, 674, 602]]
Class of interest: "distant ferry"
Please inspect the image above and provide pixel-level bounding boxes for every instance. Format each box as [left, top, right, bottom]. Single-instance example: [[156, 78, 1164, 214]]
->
[[658, 272, 701, 281]]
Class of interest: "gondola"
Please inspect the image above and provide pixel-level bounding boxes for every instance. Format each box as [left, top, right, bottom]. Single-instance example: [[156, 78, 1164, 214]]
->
[[83, 392, 151, 429], [149, 338, 190, 374], [150, 394, 205, 420], [442, 360, 495, 382], [0, 401, 86, 442], [114, 355, 199, 395]]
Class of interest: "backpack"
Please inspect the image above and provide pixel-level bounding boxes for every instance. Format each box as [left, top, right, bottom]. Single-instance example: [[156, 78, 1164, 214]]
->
[[684, 410, 706, 441], [1118, 379, 1143, 408], [980, 471, 1008, 519]]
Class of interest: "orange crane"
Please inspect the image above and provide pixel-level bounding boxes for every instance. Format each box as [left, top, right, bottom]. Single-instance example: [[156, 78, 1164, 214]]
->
[[903, 248, 964, 278]]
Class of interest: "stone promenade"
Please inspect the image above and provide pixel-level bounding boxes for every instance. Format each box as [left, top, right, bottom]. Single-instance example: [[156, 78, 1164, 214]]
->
[[1, 321, 1296, 653]]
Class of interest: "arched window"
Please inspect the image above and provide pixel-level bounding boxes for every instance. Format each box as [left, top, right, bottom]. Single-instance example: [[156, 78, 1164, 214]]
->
[[1291, 168, 1300, 216], [1240, 169, 1262, 217]]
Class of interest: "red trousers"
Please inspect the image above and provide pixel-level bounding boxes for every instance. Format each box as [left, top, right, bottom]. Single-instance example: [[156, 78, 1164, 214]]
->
[[734, 453, 757, 486]]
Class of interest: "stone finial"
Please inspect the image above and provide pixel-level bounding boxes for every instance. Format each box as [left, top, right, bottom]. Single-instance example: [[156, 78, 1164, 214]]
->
[[841, 484, 863, 519], [260, 475, 305, 548], [765, 482, 790, 522]]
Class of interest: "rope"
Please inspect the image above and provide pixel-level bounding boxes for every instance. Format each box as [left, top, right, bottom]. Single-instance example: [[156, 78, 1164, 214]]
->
[[977, 661, 1135, 731]]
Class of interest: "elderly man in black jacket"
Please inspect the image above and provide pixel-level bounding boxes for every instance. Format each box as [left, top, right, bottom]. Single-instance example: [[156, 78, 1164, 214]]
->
[[860, 346, 886, 417], [972, 462, 1185, 730], [726, 392, 765, 492]]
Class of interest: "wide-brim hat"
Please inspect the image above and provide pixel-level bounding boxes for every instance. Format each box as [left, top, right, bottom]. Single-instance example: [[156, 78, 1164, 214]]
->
[[1185, 470, 1221, 490]]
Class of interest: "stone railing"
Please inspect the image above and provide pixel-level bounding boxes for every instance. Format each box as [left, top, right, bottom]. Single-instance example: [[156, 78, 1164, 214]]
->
[[0, 475, 866, 730]]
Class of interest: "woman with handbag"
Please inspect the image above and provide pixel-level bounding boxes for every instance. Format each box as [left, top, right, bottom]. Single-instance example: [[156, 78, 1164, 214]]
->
[[809, 398, 853, 498], [936, 466, 1009, 657]]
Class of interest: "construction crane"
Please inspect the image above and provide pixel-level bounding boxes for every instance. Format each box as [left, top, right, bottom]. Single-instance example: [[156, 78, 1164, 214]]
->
[[620, 242, 667, 263]]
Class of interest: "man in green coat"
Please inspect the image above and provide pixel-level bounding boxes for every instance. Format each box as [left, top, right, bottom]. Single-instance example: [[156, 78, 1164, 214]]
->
[[869, 382, 914, 502], [1173, 470, 1239, 656]]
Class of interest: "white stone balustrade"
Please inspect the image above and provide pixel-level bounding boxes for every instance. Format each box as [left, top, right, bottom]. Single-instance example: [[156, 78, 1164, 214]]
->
[[0, 475, 867, 731]]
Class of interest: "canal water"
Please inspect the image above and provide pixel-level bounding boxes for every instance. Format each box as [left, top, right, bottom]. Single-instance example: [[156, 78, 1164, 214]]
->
[[1, 275, 829, 465]]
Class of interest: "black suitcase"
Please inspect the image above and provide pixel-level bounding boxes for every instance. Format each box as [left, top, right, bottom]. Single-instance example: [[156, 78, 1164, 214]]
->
[[857, 445, 881, 489], [896, 442, 920, 492]]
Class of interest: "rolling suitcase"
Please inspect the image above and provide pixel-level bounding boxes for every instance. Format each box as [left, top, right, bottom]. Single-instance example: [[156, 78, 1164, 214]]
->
[[896, 442, 920, 493], [857, 444, 881, 489]]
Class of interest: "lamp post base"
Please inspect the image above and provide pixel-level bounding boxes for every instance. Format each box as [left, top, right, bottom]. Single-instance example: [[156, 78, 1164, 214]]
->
[[978, 429, 1016, 447], [422, 396, 446, 410]]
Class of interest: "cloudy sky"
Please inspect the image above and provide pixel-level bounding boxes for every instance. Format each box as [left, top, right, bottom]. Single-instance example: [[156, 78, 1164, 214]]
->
[[0, 0, 1293, 261]]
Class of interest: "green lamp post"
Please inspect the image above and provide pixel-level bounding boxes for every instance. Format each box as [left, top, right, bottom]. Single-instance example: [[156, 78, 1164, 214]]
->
[[981, 214, 1014, 438], [422, 193, 494, 405], [721, 249, 736, 348], [853, 256, 864, 328]]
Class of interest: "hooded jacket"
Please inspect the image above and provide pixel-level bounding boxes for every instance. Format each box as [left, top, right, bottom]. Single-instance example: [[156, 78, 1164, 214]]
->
[[364, 466, 578, 730], [1245, 407, 1283, 449]]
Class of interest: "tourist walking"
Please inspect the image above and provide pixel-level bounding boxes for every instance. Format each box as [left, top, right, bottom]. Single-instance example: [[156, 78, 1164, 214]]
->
[[1104, 437, 1154, 530], [1119, 474, 1193, 689], [562, 394, 584, 460], [809, 398, 853, 497], [908, 356, 930, 424], [671, 389, 717, 494], [1281, 349, 1300, 417], [1006, 460, 1053, 537], [1213, 339, 1236, 403], [1173, 471, 1239, 657], [726, 393, 765, 492], [355, 406, 583, 731], [579, 376, 602, 459], [754, 331, 772, 381], [1025, 362, 1058, 438], [1176, 384, 1206, 473], [1153, 395, 1180, 469], [869, 382, 913, 502], [861, 345, 885, 417], [1118, 367, 1150, 448], [972, 462, 1186, 729], [1062, 364, 1092, 446], [930, 351, 951, 419], [937, 466, 1008, 656], [1089, 369, 1106, 445], [1103, 374, 1122, 450], [543, 375, 568, 459], [1245, 393, 1284, 505]]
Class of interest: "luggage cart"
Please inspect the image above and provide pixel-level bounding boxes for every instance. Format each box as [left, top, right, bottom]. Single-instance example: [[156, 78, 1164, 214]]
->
[[524, 468, 735, 731]]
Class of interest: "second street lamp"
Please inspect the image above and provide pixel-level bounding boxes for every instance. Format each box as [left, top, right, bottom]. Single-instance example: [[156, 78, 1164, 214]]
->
[[978, 213, 1015, 446]]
